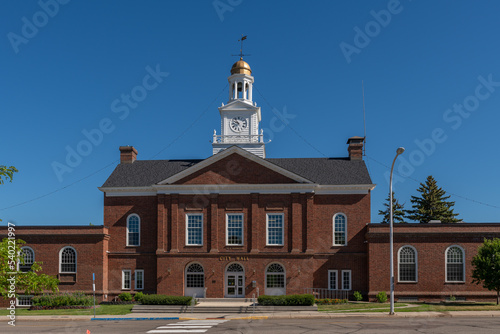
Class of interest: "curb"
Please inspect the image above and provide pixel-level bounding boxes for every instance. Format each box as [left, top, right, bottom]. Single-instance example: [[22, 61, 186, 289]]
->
[[91, 317, 180, 321]]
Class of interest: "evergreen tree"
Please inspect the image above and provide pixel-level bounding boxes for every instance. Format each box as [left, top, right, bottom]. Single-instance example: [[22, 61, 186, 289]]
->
[[407, 175, 460, 223], [378, 192, 406, 223]]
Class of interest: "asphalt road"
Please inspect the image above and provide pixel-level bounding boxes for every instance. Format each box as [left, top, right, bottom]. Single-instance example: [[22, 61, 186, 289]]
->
[[1, 317, 500, 333]]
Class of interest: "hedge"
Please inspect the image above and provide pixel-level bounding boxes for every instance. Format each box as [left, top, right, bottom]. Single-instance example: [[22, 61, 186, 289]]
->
[[32, 292, 93, 307], [139, 294, 193, 305], [257, 294, 315, 306]]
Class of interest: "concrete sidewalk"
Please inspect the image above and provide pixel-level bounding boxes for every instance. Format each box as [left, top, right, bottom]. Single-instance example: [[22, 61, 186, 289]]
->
[[14, 310, 500, 321]]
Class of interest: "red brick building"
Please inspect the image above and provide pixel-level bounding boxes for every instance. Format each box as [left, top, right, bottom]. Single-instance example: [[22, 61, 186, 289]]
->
[[2, 58, 499, 304]]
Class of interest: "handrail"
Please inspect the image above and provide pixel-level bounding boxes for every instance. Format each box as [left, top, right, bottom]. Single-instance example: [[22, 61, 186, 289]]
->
[[303, 288, 349, 300], [190, 293, 196, 313]]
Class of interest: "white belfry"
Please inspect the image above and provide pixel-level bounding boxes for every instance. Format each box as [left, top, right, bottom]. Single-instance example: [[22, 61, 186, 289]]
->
[[212, 58, 266, 158]]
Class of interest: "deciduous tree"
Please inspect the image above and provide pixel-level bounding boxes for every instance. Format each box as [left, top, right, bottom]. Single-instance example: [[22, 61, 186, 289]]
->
[[472, 238, 500, 305]]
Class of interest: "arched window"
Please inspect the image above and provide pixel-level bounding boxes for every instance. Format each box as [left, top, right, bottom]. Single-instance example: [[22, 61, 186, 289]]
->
[[398, 246, 417, 282], [265, 263, 286, 295], [20, 247, 34, 272], [127, 214, 140, 246], [185, 263, 205, 297], [226, 263, 244, 272], [446, 245, 465, 282], [186, 263, 205, 287], [59, 246, 77, 273], [333, 213, 347, 246]]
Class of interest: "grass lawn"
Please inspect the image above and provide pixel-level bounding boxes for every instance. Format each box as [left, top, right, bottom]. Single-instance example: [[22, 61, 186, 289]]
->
[[0, 304, 134, 316], [318, 302, 500, 313]]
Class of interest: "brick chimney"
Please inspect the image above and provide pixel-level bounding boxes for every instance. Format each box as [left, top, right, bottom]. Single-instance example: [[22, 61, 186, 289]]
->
[[119, 146, 138, 164], [347, 136, 364, 160]]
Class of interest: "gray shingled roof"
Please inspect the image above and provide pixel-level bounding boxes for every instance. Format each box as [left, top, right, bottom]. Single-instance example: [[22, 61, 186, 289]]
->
[[101, 157, 372, 188]]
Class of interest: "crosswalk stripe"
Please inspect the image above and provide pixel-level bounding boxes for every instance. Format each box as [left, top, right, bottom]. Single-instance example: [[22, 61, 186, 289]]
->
[[146, 319, 228, 333], [147, 330, 208, 333], [158, 326, 212, 329]]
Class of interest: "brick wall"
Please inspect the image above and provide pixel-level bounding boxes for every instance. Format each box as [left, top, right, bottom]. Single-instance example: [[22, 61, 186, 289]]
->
[[0, 226, 108, 306], [367, 223, 500, 302]]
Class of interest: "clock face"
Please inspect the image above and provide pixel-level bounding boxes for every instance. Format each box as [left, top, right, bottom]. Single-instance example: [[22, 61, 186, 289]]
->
[[230, 117, 248, 132]]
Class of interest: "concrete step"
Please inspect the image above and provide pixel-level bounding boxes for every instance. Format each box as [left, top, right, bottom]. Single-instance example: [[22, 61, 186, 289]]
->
[[196, 298, 254, 303], [132, 304, 317, 314]]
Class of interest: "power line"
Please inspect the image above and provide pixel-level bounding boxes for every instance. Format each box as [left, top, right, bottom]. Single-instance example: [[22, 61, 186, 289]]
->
[[0, 160, 118, 211], [365, 155, 500, 210], [253, 84, 328, 157], [1, 83, 228, 211]]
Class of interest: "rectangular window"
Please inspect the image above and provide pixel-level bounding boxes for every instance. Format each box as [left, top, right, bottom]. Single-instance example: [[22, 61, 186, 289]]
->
[[186, 214, 203, 246], [266, 274, 285, 288], [122, 270, 131, 290], [266, 213, 284, 246], [135, 270, 144, 290], [333, 214, 347, 246], [341, 270, 351, 290], [328, 270, 338, 290], [226, 214, 244, 246]]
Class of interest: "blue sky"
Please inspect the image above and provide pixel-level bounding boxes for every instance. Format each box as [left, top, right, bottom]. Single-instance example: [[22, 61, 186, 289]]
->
[[1, 0, 499, 226]]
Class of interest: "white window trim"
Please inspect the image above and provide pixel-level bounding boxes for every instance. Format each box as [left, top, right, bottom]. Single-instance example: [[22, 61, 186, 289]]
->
[[59, 246, 77, 274], [445, 245, 466, 283], [341, 270, 352, 291], [18, 246, 35, 272], [126, 213, 141, 247], [226, 213, 244, 246], [185, 213, 204, 246], [265, 262, 286, 291], [135, 269, 144, 290], [122, 269, 132, 290], [398, 245, 418, 283], [333, 213, 348, 246], [328, 270, 338, 290], [266, 213, 285, 246]]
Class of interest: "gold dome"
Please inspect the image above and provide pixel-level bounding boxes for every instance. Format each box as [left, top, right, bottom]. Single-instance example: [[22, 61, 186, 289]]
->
[[230, 58, 252, 75]]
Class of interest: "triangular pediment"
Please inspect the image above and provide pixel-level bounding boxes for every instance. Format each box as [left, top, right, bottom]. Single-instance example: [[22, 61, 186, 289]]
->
[[219, 99, 259, 112], [158, 146, 313, 185]]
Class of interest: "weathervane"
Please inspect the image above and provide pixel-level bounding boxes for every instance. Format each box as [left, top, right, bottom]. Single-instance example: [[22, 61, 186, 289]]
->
[[232, 34, 250, 59]]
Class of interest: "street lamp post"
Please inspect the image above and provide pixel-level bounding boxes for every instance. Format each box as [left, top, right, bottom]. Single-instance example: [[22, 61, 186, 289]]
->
[[389, 147, 405, 315]]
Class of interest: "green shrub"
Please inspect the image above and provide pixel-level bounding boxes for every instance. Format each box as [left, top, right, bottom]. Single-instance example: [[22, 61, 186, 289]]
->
[[134, 292, 145, 303], [140, 294, 192, 305], [118, 292, 133, 302], [353, 291, 363, 301], [376, 291, 388, 303], [32, 292, 93, 307], [257, 294, 314, 306]]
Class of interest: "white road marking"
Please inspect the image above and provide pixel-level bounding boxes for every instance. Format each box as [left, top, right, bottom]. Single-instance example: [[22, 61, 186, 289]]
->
[[147, 330, 208, 333]]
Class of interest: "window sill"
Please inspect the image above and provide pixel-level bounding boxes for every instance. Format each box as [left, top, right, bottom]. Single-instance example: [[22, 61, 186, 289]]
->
[[265, 244, 284, 247], [445, 281, 466, 284], [397, 281, 418, 284], [125, 245, 140, 248], [185, 244, 204, 247]]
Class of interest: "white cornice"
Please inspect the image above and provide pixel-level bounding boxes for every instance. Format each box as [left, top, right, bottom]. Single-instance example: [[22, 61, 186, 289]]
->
[[157, 146, 313, 185], [100, 184, 376, 197]]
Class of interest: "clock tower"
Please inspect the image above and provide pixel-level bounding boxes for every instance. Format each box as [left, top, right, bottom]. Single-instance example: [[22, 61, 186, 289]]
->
[[212, 58, 266, 158]]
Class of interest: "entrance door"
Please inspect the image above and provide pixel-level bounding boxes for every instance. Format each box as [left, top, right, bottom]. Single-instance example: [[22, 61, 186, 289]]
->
[[225, 263, 245, 298]]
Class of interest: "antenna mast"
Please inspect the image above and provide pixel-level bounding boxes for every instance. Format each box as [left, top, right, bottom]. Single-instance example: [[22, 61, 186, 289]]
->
[[362, 80, 367, 156]]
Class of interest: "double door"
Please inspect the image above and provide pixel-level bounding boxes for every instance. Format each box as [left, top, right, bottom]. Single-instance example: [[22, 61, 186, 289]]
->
[[225, 273, 244, 297]]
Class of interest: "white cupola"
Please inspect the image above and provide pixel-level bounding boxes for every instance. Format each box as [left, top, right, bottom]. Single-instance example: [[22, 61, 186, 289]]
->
[[212, 58, 266, 158]]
